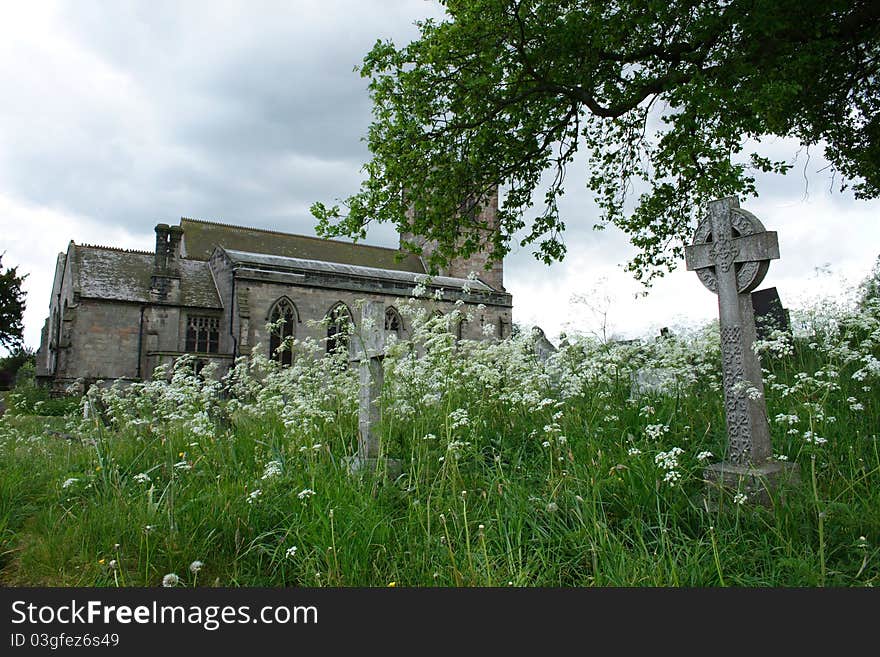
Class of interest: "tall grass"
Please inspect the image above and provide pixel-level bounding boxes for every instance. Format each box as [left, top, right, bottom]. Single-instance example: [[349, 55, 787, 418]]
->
[[0, 297, 877, 587]]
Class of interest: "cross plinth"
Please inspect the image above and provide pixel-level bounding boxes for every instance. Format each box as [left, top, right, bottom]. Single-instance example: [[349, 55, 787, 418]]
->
[[347, 300, 400, 478], [685, 197, 799, 504]]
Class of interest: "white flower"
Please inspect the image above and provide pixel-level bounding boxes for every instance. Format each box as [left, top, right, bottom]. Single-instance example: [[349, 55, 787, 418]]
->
[[261, 460, 282, 480], [108, 559, 118, 570], [62, 477, 79, 489], [162, 573, 180, 587], [546, 502, 558, 512], [733, 492, 748, 505], [696, 451, 714, 462], [173, 460, 191, 471], [189, 560, 204, 574], [297, 488, 316, 500], [133, 472, 151, 484], [627, 447, 642, 456], [247, 489, 262, 504], [448, 408, 469, 430], [286, 546, 298, 558], [803, 431, 828, 445], [644, 424, 669, 441]]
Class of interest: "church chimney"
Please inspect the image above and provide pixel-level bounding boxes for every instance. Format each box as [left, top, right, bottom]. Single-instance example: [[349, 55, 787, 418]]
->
[[154, 223, 170, 270], [151, 223, 182, 302]]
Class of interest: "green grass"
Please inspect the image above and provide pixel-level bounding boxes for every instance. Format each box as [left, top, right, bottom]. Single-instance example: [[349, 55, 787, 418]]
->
[[0, 301, 878, 587]]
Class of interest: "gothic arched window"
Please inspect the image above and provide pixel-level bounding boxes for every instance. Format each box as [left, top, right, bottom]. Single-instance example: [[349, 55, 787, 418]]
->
[[385, 306, 403, 339], [269, 298, 297, 366], [326, 303, 353, 355]]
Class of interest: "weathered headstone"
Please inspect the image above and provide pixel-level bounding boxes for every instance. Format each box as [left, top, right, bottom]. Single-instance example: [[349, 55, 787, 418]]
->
[[530, 326, 557, 361], [751, 287, 791, 341], [348, 301, 400, 478], [685, 197, 799, 504]]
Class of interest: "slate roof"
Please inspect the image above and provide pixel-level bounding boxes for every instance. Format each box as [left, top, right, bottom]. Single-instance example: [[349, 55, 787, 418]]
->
[[222, 248, 493, 292], [179, 217, 426, 273], [72, 245, 221, 308]]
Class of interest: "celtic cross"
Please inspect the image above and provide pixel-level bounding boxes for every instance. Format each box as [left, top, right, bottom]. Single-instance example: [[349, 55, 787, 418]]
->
[[685, 197, 779, 466]]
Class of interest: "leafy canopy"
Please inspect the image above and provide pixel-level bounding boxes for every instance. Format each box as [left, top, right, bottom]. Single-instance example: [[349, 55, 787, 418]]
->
[[0, 254, 27, 351], [312, 0, 880, 283]]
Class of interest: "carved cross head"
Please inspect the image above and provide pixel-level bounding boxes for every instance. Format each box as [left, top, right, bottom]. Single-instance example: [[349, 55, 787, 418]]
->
[[685, 197, 779, 295]]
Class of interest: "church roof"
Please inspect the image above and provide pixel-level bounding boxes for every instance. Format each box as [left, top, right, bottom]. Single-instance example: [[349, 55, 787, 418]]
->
[[179, 217, 426, 273], [73, 245, 222, 308], [222, 248, 493, 292]]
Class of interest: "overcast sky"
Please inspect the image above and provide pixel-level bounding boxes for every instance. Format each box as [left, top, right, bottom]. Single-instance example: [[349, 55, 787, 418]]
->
[[2, 0, 879, 356]]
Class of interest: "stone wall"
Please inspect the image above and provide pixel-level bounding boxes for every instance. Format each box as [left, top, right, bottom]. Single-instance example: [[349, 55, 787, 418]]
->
[[240, 279, 511, 359], [61, 299, 142, 381]]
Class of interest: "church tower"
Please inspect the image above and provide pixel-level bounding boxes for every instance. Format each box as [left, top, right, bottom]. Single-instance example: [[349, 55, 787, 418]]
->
[[400, 187, 505, 291]]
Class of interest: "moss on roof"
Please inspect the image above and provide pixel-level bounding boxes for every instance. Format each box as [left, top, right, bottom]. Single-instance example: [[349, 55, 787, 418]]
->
[[179, 218, 425, 273], [73, 245, 221, 308]]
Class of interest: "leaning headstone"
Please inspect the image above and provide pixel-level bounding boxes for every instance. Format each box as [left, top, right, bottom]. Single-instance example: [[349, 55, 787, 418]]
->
[[348, 301, 400, 478], [685, 197, 799, 504], [751, 287, 791, 341]]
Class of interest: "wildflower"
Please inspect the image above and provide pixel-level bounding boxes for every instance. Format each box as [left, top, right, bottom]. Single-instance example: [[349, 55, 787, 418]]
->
[[627, 447, 642, 456], [247, 489, 262, 504], [388, 581, 397, 587], [162, 573, 180, 587], [261, 460, 282, 480], [448, 408, 469, 430], [644, 424, 669, 441], [733, 492, 748, 505], [803, 431, 828, 445], [143, 525, 155, 534], [62, 477, 79, 489], [857, 536, 868, 550], [774, 454, 789, 462], [133, 472, 151, 484], [173, 460, 191, 471], [109, 560, 118, 570], [297, 488, 316, 500], [774, 414, 799, 426], [286, 546, 298, 558], [546, 502, 558, 512], [696, 451, 713, 462], [189, 560, 204, 574]]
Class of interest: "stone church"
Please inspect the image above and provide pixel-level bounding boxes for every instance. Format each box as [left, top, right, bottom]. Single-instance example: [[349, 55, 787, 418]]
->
[[35, 193, 512, 389]]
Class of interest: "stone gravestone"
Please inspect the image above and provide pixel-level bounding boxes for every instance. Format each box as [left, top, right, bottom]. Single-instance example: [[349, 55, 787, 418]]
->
[[348, 301, 400, 478], [530, 326, 557, 361], [685, 197, 799, 504], [751, 287, 791, 341]]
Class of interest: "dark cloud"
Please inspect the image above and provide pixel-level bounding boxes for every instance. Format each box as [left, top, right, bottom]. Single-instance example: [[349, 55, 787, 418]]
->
[[0, 1, 439, 240]]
